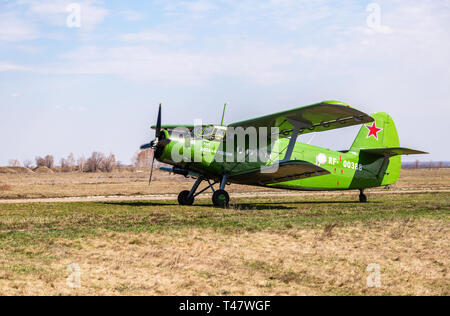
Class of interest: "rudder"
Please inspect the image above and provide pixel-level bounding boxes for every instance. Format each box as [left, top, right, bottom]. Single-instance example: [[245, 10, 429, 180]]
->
[[351, 112, 401, 186]]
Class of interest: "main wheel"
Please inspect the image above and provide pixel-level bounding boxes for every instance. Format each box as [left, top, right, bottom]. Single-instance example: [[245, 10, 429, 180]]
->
[[212, 190, 230, 208], [359, 193, 367, 203], [178, 190, 194, 206]]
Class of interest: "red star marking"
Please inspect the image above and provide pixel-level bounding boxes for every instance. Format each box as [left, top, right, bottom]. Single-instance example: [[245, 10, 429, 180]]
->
[[366, 122, 383, 140]]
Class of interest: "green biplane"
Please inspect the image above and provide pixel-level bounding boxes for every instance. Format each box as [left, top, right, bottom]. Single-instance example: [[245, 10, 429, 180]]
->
[[140, 101, 427, 207]]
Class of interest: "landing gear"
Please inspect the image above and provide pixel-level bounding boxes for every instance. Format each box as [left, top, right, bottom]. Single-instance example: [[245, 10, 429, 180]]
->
[[212, 190, 230, 208], [178, 190, 194, 206], [359, 189, 367, 203], [212, 175, 229, 208], [177, 175, 230, 207]]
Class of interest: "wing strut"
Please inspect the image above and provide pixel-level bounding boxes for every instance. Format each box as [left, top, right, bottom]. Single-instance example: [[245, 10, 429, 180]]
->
[[282, 119, 309, 162]]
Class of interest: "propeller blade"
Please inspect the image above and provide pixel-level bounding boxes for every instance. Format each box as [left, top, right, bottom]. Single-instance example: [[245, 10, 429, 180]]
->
[[140, 143, 152, 150], [148, 154, 155, 185], [155, 104, 162, 139]]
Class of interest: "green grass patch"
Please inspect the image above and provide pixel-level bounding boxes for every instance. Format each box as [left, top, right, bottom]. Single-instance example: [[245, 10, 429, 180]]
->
[[0, 193, 448, 250]]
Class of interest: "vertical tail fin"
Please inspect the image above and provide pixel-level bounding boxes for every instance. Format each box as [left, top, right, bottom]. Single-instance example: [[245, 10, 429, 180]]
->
[[351, 112, 401, 186], [351, 112, 400, 150]]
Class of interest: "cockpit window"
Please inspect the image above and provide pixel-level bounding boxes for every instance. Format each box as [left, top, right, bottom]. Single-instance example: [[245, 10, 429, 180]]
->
[[202, 127, 215, 138], [191, 126, 226, 141], [214, 128, 226, 140]]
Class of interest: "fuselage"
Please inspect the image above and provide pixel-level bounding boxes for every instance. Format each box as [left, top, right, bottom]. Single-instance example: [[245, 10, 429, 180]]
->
[[156, 126, 400, 191]]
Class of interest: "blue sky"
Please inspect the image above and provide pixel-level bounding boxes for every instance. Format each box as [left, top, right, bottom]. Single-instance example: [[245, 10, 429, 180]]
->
[[0, 0, 449, 165]]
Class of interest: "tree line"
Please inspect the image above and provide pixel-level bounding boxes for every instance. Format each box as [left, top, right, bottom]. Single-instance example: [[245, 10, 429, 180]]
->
[[8, 152, 120, 173], [7, 149, 156, 173]]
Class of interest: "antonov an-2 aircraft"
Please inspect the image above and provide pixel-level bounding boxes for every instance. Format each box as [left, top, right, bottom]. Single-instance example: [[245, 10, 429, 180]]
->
[[140, 101, 427, 207]]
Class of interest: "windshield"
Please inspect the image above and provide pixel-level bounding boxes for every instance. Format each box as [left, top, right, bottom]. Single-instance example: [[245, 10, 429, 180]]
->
[[191, 126, 226, 141]]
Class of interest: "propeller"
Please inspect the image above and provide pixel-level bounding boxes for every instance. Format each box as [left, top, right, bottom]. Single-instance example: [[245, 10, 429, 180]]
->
[[148, 150, 155, 185], [140, 104, 162, 185]]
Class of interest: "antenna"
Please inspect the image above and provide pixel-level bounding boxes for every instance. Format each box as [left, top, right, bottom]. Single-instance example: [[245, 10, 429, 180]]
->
[[220, 103, 227, 126]]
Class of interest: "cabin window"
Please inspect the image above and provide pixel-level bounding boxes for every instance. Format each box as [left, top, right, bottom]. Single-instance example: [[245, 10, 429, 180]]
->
[[214, 129, 226, 141]]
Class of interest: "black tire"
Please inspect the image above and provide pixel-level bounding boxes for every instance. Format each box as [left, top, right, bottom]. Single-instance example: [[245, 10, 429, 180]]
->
[[212, 190, 230, 208], [359, 193, 367, 203], [178, 190, 194, 206]]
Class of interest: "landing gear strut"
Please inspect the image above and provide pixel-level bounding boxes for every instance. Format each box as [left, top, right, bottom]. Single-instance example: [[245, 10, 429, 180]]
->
[[177, 175, 230, 208], [212, 176, 229, 208], [359, 189, 367, 203]]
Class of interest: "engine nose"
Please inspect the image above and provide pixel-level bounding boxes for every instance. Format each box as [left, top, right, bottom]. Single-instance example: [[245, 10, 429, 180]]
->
[[153, 132, 171, 159]]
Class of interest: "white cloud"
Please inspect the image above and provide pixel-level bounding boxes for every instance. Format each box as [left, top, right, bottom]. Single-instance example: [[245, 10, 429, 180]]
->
[[163, 0, 218, 18], [119, 30, 191, 43], [69, 106, 87, 112], [0, 62, 30, 72], [0, 13, 39, 42], [19, 0, 109, 30], [164, 0, 217, 12], [25, 42, 296, 85], [2, 0, 449, 89], [119, 10, 145, 22]]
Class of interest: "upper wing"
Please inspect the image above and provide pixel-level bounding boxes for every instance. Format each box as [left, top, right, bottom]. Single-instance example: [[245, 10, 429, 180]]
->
[[151, 125, 195, 130], [360, 147, 429, 157], [228, 101, 374, 138], [228, 160, 330, 186]]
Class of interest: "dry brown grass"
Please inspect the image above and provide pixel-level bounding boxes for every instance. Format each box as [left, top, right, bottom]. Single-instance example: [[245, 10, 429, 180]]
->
[[0, 168, 448, 200], [0, 218, 447, 296], [0, 168, 448, 296], [392, 169, 450, 190], [0, 183, 11, 191], [0, 168, 274, 200], [0, 167, 33, 174]]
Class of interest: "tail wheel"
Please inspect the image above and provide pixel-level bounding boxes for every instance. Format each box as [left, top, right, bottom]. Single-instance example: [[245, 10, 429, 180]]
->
[[212, 190, 230, 208], [178, 190, 194, 206], [359, 193, 367, 203]]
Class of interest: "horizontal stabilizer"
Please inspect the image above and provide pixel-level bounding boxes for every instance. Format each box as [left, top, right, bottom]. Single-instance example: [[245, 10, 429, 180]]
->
[[229, 160, 330, 186], [360, 147, 428, 157]]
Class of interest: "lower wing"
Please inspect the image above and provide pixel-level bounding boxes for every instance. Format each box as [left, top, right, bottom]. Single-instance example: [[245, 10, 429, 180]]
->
[[228, 160, 330, 186]]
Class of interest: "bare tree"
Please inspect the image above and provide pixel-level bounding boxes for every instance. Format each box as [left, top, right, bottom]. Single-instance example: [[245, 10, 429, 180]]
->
[[44, 155, 54, 169], [8, 159, 21, 167], [135, 149, 153, 167], [60, 158, 70, 172], [131, 151, 140, 167], [77, 156, 86, 172], [23, 159, 33, 169], [86, 152, 104, 172], [60, 153, 75, 172], [35, 156, 46, 167], [67, 153, 75, 168], [101, 153, 116, 173]]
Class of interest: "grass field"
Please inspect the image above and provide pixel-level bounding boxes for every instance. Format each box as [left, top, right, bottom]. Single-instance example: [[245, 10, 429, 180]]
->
[[0, 169, 449, 295], [1, 168, 449, 200], [0, 167, 271, 200]]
